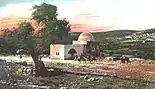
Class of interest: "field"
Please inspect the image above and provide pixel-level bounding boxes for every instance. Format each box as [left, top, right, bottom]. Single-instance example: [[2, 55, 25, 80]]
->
[[0, 56, 155, 89]]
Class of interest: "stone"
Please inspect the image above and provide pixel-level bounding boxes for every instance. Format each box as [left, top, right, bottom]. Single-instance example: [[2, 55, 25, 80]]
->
[[125, 76, 131, 78], [103, 73, 108, 76], [98, 77, 104, 80], [83, 76, 89, 80], [60, 87, 68, 89], [87, 77, 95, 81], [26, 78, 31, 82]]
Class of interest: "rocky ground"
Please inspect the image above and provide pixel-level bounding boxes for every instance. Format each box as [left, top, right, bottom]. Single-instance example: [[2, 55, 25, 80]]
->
[[0, 73, 155, 89], [0, 57, 155, 89], [61, 62, 155, 82], [48, 59, 155, 82]]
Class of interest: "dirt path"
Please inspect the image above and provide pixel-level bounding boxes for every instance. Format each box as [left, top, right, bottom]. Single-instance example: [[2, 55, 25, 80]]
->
[[60, 62, 155, 82]]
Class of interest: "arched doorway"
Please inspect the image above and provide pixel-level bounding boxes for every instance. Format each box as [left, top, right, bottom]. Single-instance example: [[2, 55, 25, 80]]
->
[[68, 48, 77, 59]]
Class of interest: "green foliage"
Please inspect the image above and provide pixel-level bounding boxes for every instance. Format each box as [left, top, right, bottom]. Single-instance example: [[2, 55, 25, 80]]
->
[[0, 35, 18, 55], [102, 42, 155, 59], [41, 18, 71, 48], [32, 3, 71, 49], [32, 3, 57, 22], [93, 29, 154, 59], [14, 22, 35, 47]]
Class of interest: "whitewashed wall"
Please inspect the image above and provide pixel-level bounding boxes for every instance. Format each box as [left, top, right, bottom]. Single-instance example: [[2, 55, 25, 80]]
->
[[50, 44, 65, 59]]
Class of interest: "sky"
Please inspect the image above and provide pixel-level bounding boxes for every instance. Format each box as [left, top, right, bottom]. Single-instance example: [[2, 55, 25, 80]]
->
[[0, 0, 155, 31]]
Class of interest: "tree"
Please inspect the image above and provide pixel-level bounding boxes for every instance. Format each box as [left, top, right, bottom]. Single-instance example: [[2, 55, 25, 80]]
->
[[32, 3, 71, 48], [9, 3, 71, 77], [0, 30, 18, 55]]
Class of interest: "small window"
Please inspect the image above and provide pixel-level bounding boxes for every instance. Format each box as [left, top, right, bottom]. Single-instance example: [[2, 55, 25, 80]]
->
[[56, 52, 59, 55]]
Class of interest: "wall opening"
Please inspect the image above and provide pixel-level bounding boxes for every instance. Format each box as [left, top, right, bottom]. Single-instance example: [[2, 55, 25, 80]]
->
[[68, 48, 77, 59]]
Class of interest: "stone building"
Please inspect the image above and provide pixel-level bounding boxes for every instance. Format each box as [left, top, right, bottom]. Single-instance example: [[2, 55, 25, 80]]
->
[[50, 32, 100, 60]]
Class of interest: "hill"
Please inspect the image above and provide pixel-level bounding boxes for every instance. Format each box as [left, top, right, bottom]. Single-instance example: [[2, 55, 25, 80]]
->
[[142, 29, 155, 34], [125, 29, 155, 41], [92, 30, 138, 41]]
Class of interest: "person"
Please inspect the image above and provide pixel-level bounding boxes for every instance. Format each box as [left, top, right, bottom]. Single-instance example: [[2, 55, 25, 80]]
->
[[16, 49, 23, 59], [20, 54, 22, 59]]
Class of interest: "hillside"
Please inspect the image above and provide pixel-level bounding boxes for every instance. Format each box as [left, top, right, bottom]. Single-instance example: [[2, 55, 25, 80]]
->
[[92, 30, 138, 41], [125, 29, 155, 41], [142, 29, 155, 34]]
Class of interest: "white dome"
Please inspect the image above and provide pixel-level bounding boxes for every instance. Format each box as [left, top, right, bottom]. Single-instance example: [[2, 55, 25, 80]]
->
[[78, 32, 95, 41]]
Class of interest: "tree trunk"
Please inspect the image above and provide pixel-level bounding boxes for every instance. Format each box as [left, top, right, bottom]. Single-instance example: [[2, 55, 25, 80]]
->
[[31, 53, 48, 77]]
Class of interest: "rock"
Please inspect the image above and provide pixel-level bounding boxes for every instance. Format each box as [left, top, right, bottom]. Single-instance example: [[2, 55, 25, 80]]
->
[[13, 83, 17, 86], [59, 84, 64, 87], [125, 76, 131, 78], [87, 77, 95, 81], [113, 73, 117, 77], [60, 87, 68, 89], [26, 78, 31, 82], [16, 68, 23, 75], [32, 77, 39, 85], [80, 76, 84, 78], [99, 77, 104, 80], [83, 76, 89, 80], [103, 73, 108, 76], [7, 82, 11, 85]]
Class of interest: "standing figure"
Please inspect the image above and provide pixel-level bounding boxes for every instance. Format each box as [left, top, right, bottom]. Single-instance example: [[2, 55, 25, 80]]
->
[[20, 54, 22, 59]]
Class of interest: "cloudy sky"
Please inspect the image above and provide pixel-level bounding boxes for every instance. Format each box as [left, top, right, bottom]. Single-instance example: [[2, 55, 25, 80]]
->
[[0, 0, 155, 31]]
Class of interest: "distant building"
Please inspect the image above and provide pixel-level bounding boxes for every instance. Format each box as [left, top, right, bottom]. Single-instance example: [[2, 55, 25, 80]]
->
[[142, 38, 155, 43], [50, 32, 100, 60], [125, 36, 132, 39]]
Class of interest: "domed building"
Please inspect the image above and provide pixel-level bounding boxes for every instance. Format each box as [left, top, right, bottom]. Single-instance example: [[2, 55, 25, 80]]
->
[[50, 32, 100, 60]]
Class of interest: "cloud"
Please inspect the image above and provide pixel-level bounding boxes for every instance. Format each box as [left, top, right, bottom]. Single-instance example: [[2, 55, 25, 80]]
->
[[1, 0, 155, 30], [63, 0, 155, 30], [0, 0, 75, 18], [0, 3, 31, 18], [0, 1, 43, 18], [0, 0, 39, 6]]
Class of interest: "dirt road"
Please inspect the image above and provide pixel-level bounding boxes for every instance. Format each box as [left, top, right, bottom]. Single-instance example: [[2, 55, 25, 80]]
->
[[58, 61, 155, 82]]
